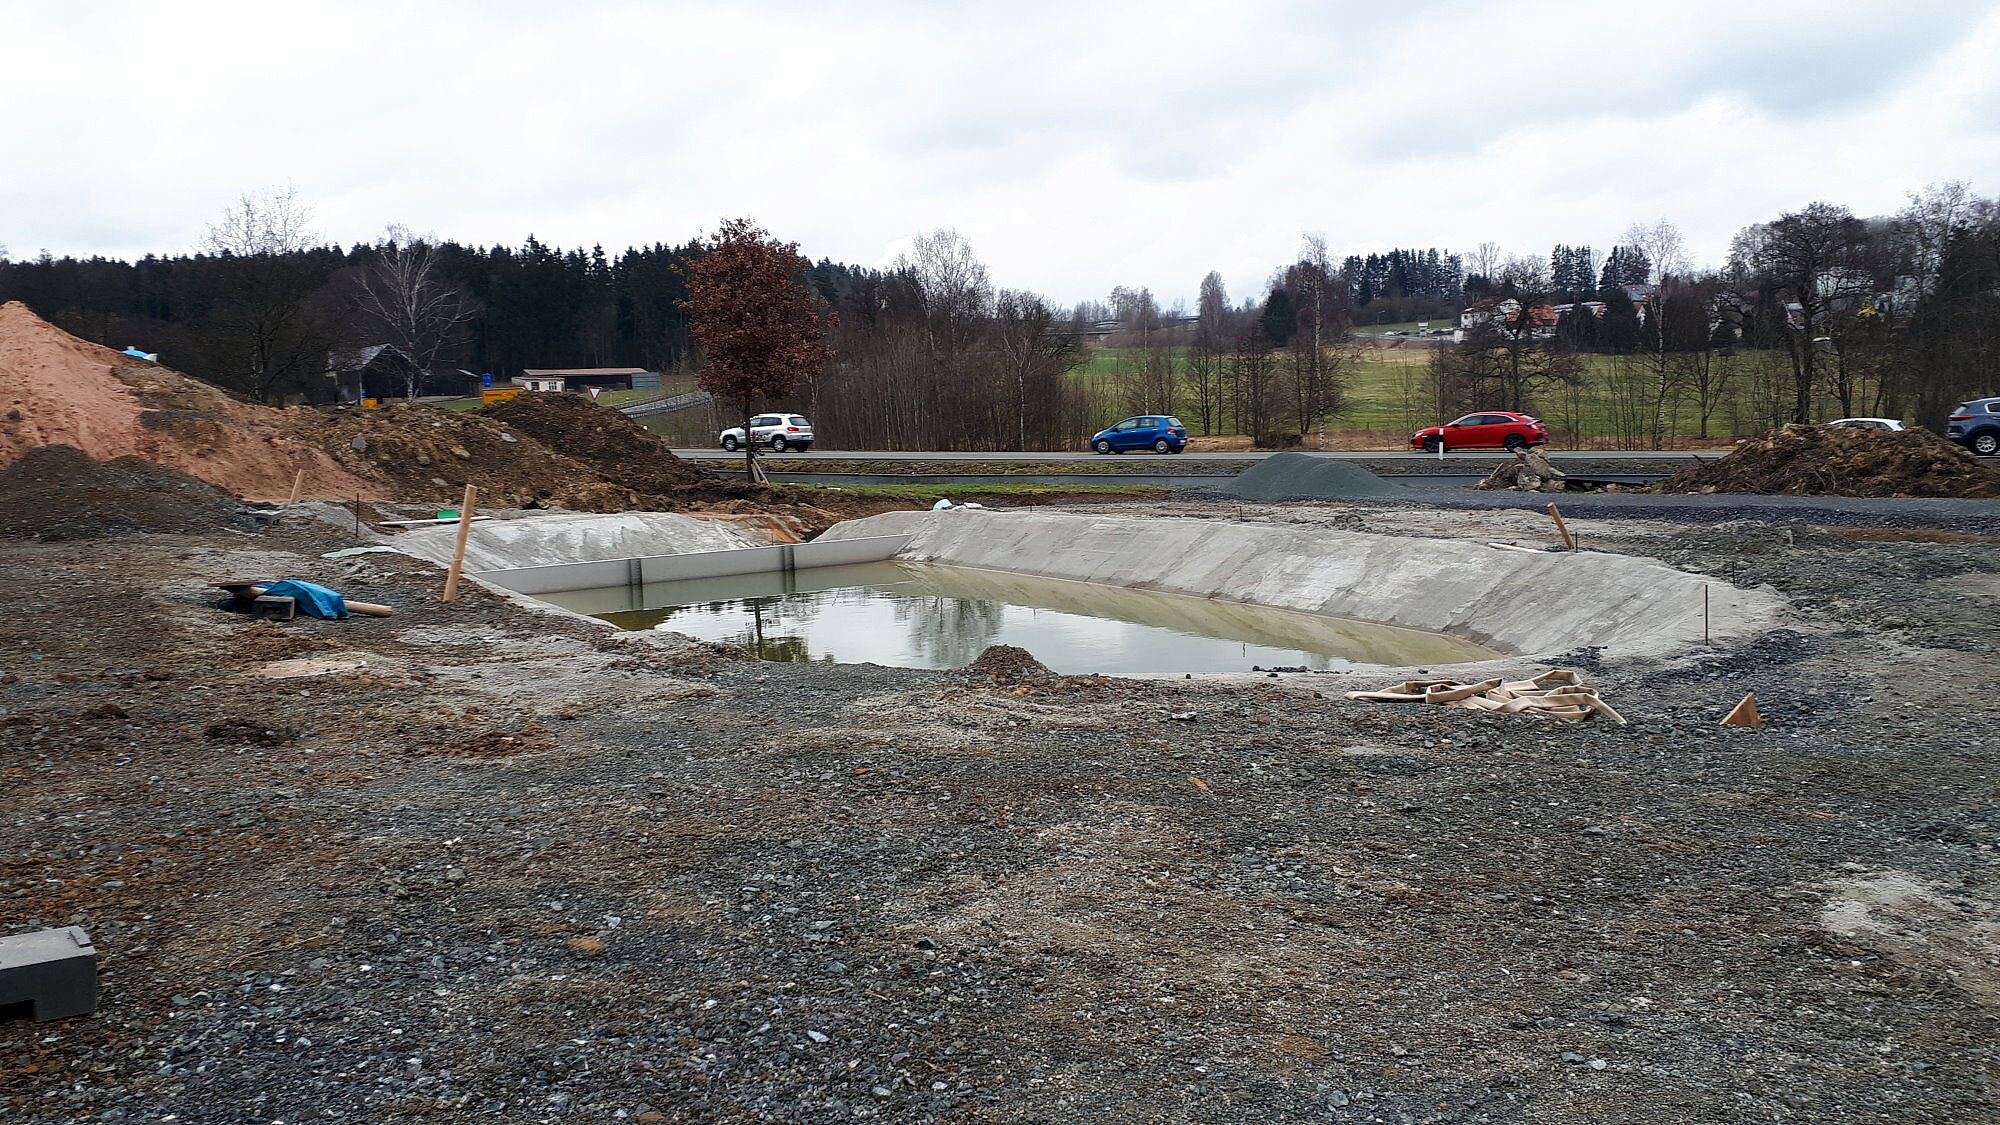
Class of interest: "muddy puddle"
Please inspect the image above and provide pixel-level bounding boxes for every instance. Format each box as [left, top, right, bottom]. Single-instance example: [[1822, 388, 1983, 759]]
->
[[538, 561, 1496, 673]]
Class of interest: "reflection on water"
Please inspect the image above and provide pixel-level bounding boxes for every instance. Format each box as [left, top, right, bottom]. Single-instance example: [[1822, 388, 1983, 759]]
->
[[539, 561, 1498, 674]]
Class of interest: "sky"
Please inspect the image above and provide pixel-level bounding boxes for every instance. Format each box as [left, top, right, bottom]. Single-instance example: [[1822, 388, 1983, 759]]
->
[[5, 0, 2000, 307]]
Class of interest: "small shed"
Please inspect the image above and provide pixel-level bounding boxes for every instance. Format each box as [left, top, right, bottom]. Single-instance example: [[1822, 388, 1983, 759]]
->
[[517, 368, 657, 393]]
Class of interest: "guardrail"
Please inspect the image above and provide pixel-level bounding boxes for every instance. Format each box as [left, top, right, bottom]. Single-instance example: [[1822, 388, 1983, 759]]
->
[[619, 389, 713, 417]]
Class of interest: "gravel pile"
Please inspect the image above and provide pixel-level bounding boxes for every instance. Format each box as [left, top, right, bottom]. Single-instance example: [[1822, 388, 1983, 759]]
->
[[1223, 453, 1411, 500], [0, 444, 261, 540]]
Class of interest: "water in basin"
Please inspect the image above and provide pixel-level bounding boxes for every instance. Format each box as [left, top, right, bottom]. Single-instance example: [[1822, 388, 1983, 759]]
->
[[538, 561, 1496, 674]]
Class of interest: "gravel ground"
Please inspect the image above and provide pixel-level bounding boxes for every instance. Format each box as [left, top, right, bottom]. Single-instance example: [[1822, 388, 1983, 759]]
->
[[3, 499, 1997, 1123], [1184, 482, 2000, 535]]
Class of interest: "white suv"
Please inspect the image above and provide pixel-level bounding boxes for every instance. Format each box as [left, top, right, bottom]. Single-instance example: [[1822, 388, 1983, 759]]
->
[[720, 414, 814, 453]]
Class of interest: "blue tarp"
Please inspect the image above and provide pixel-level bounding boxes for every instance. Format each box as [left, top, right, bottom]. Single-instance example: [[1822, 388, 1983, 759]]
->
[[259, 580, 349, 619]]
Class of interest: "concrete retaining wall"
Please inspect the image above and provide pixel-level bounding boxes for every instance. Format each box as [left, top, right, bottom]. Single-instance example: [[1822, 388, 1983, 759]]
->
[[473, 534, 913, 596], [395, 511, 760, 572], [819, 510, 1783, 659]]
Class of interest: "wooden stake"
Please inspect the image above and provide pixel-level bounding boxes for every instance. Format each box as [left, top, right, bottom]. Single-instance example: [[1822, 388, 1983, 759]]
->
[[1703, 584, 1711, 645], [1546, 502, 1576, 550], [287, 469, 305, 505], [1720, 692, 1763, 728], [440, 484, 478, 604]]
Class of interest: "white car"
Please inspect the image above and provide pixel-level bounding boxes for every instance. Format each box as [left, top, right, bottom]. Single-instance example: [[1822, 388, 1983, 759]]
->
[[1826, 417, 1906, 431], [720, 413, 814, 452]]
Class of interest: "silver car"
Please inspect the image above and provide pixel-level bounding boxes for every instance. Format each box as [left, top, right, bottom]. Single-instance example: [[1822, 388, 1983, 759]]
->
[[720, 413, 814, 453]]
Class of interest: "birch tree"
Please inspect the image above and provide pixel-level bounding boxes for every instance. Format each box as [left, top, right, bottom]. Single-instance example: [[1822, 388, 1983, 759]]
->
[[350, 227, 480, 401]]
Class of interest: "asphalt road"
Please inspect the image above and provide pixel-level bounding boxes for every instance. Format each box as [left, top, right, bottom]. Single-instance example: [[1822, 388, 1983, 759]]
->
[[713, 470, 1667, 488], [670, 448, 1717, 462]]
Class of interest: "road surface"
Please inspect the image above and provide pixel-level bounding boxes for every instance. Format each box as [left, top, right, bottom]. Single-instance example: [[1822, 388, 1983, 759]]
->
[[670, 448, 1715, 462], [713, 470, 1667, 488]]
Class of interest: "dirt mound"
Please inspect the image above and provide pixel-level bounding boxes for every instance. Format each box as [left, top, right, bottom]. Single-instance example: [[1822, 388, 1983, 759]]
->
[[291, 401, 615, 507], [963, 645, 1060, 687], [482, 393, 710, 492], [290, 398, 721, 510], [1224, 452, 1410, 501], [0, 301, 374, 501], [0, 445, 259, 540], [1652, 425, 2000, 499]]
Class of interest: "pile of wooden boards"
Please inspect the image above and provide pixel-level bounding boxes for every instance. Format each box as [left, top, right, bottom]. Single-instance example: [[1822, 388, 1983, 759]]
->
[[1344, 669, 1626, 723]]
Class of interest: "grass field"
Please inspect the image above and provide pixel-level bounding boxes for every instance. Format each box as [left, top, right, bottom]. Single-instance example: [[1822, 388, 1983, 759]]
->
[[437, 344, 1782, 451], [1078, 343, 1772, 447]]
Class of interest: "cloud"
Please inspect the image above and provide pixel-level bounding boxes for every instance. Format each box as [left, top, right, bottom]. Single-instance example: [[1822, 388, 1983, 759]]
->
[[3, 0, 1997, 307]]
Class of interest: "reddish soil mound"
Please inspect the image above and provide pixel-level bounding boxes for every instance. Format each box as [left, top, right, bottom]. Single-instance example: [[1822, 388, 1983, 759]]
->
[[0, 301, 374, 501], [481, 392, 710, 492], [0, 444, 261, 540], [1652, 424, 2000, 499]]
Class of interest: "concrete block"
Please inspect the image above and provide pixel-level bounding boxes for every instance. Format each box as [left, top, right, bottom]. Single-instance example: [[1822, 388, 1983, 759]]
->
[[0, 927, 98, 1021], [251, 595, 296, 621]]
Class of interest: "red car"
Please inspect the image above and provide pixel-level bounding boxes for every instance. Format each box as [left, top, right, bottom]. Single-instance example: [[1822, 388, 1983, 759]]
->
[[1411, 411, 1549, 452]]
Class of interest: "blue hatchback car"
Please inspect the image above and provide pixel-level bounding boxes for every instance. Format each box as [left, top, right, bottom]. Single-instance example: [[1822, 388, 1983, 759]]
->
[[1090, 415, 1188, 454]]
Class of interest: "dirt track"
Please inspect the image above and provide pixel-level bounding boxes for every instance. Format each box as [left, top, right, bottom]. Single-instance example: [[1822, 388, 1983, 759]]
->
[[3, 498, 1997, 1123]]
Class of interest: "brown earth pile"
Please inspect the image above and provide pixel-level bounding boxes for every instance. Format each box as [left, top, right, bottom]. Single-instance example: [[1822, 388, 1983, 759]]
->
[[0, 445, 261, 540], [284, 401, 871, 529], [286, 401, 630, 508], [1651, 424, 2000, 499], [480, 392, 711, 492], [0, 301, 374, 501]]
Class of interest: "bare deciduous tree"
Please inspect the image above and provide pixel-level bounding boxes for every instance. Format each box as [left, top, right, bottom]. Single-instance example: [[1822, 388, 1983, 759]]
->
[[1471, 241, 1503, 282], [898, 229, 993, 446], [1287, 235, 1350, 446], [1621, 218, 1690, 284], [351, 227, 481, 402], [1730, 203, 1870, 423], [994, 289, 1082, 450], [1230, 330, 1281, 444], [199, 187, 330, 403], [1184, 338, 1223, 435]]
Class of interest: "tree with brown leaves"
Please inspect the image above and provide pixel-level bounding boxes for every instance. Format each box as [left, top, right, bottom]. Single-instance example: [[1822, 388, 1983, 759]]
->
[[678, 218, 834, 479]]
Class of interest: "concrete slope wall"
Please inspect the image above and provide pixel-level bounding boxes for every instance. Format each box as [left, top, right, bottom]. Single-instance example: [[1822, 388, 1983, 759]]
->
[[820, 510, 1783, 659], [395, 511, 759, 571]]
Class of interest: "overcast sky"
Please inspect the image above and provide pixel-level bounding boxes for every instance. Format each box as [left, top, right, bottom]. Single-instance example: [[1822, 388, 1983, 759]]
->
[[6, 0, 1999, 306]]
